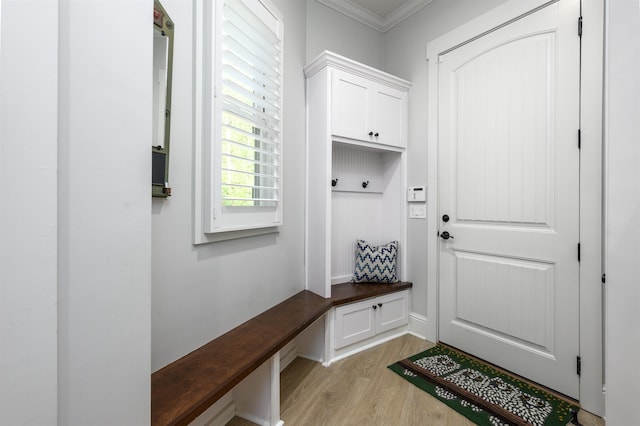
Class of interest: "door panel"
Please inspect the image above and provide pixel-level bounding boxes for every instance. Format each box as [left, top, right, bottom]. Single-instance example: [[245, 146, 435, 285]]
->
[[454, 251, 555, 353], [438, 0, 580, 398], [455, 33, 555, 227]]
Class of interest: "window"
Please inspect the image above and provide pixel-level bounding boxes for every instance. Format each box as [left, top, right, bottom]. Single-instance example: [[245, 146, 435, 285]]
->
[[195, 0, 283, 241]]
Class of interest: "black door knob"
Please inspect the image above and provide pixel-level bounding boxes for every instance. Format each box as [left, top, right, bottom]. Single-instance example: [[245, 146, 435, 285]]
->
[[442, 214, 449, 222], [440, 231, 454, 240]]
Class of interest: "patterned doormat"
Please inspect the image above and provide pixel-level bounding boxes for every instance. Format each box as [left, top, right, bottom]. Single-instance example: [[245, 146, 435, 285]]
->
[[388, 344, 580, 426]]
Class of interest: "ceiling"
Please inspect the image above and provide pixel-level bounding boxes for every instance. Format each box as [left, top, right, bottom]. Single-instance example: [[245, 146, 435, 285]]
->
[[316, 0, 433, 33]]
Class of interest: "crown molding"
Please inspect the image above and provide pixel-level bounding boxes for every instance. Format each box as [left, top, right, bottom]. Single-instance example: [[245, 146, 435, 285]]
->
[[316, 0, 432, 33], [304, 50, 411, 91]]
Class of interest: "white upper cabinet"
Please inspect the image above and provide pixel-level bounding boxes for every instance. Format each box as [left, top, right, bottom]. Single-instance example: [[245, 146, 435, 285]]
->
[[305, 51, 410, 150], [331, 70, 407, 148]]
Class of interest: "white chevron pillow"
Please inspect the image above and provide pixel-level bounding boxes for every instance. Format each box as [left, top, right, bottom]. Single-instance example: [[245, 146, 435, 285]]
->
[[352, 240, 398, 283]]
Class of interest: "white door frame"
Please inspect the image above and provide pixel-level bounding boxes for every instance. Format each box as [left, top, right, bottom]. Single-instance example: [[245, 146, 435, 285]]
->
[[425, 0, 604, 416]]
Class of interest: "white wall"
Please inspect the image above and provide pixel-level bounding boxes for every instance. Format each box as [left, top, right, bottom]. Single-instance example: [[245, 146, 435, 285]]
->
[[604, 0, 640, 423], [57, 0, 152, 424], [381, 0, 507, 319], [306, 0, 384, 69], [0, 1, 58, 424], [151, 0, 308, 371]]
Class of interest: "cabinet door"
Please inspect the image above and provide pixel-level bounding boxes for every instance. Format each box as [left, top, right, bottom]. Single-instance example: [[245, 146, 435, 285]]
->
[[375, 291, 409, 334], [372, 85, 406, 148], [332, 70, 407, 148], [334, 298, 376, 349], [331, 70, 372, 141]]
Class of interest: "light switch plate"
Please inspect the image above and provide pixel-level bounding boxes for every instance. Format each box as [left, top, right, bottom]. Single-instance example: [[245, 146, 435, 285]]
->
[[409, 204, 426, 219]]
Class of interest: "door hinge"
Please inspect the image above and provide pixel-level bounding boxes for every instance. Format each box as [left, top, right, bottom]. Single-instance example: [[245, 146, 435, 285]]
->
[[578, 16, 583, 37], [577, 355, 582, 376], [577, 243, 581, 262], [602, 273, 606, 284], [578, 129, 581, 149]]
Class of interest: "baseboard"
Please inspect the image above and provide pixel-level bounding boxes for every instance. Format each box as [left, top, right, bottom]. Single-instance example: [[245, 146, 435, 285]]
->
[[408, 312, 430, 340], [279, 341, 297, 371], [236, 411, 281, 426], [188, 394, 235, 426], [331, 275, 353, 285], [297, 353, 324, 363], [327, 329, 408, 365]]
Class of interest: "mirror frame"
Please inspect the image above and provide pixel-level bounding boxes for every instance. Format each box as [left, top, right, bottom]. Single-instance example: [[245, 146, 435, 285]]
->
[[152, 0, 174, 198]]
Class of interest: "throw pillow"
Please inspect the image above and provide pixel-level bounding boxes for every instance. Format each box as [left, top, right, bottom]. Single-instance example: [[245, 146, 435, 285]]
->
[[352, 240, 398, 283]]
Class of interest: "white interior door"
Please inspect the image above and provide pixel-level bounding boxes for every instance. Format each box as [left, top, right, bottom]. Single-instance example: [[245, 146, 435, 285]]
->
[[438, 0, 581, 398]]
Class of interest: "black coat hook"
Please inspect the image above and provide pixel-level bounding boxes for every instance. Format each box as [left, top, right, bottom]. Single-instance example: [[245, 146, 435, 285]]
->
[[332, 178, 338, 187], [362, 180, 369, 189]]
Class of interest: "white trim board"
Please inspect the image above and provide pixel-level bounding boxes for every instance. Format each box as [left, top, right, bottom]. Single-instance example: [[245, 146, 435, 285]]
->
[[408, 312, 429, 340]]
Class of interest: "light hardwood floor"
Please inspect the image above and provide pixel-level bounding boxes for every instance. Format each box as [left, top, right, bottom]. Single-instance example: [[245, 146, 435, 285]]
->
[[228, 334, 604, 426]]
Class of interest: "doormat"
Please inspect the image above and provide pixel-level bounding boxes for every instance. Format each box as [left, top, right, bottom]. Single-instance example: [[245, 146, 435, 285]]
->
[[388, 344, 580, 426]]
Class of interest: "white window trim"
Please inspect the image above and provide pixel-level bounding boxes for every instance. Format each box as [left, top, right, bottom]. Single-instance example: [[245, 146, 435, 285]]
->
[[194, 0, 284, 244]]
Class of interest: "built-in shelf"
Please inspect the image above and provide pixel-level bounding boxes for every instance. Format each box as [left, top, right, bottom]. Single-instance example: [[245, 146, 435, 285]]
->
[[305, 51, 411, 298]]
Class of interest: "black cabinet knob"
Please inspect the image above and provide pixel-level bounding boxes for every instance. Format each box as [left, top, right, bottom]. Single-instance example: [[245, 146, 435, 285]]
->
[[442, 214, 449, 222]]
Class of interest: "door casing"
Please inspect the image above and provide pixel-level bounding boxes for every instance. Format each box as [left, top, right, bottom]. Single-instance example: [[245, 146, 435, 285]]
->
[[425, 0, 604, 415]]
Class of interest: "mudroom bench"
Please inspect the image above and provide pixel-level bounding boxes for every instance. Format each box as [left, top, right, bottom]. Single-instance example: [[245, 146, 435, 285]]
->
[[151, 281, 412, 426]]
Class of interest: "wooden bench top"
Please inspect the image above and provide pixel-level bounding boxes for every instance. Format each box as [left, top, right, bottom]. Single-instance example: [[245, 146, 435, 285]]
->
[[331, 281, 412, 306], [151, 282, 412, 425]]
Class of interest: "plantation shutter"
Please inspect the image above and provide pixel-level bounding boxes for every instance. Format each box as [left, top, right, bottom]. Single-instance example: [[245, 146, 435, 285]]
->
[[220, 0, 281, 208]]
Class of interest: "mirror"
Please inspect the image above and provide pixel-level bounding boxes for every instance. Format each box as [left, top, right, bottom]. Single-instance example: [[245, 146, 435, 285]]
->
[[152, 0, 174, 197]]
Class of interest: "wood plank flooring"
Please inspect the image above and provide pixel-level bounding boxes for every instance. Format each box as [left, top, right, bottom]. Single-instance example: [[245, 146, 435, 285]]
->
[[227, 334, 604, 426]]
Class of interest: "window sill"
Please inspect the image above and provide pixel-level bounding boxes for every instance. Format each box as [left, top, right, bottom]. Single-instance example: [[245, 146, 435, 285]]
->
[[194, 226, 279, 245]]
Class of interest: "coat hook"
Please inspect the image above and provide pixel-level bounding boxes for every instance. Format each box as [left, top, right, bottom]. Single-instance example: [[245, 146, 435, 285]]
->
[[362, 180, 369, 189], [332, 178, 339, 187]]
